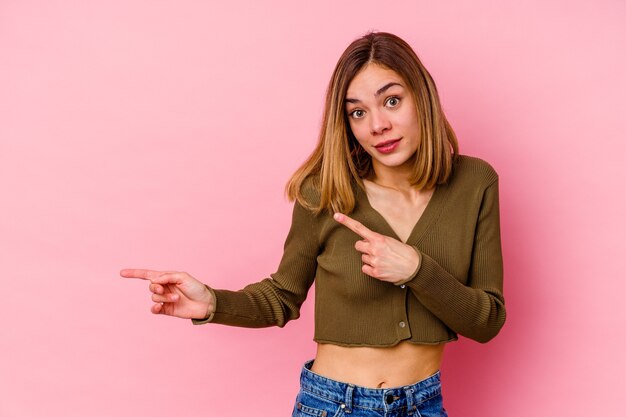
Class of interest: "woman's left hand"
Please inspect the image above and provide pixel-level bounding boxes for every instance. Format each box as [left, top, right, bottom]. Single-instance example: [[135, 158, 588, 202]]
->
[[333, 212, 420, 285]]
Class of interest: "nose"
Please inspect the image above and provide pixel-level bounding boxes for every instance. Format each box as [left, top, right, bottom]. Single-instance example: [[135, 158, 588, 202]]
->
[[369, 110, 391, 135]]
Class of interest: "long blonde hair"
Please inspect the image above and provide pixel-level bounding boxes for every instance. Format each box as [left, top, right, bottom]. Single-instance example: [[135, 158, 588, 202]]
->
[[287, 32, 459, 214]]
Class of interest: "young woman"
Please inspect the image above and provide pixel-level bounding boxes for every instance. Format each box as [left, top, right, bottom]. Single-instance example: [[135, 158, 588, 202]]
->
[[121, 32, 506, 417]]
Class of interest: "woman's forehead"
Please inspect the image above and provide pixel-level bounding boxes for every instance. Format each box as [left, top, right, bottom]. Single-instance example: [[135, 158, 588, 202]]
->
[[346, 64, 405, 100]]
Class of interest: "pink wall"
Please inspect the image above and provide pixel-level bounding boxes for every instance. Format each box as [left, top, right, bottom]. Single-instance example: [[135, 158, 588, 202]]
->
[[1, 1, 624, 416]]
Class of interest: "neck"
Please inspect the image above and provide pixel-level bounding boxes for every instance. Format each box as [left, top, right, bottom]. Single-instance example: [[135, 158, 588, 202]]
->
[[369, 160, 414, 191]]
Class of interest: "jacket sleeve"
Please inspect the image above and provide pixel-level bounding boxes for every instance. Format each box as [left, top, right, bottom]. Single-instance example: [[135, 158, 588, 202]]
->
[[405, 180, 506, 343], [191, 200, 320, 328]]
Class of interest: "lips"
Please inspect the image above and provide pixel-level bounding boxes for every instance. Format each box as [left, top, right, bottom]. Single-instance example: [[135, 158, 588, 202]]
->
[[374, 138, 402, 154]]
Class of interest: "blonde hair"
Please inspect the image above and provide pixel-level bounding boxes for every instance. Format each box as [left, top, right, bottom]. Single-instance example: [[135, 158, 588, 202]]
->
[[287, 32, 459, 214]]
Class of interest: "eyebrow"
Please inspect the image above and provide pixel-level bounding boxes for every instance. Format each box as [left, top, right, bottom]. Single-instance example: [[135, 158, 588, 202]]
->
[[345, 82, 404, 104]]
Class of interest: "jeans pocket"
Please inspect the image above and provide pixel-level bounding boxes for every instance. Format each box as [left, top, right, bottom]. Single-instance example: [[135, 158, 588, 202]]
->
[[292, 390, 345, 417], [415, 391, 447, 417]]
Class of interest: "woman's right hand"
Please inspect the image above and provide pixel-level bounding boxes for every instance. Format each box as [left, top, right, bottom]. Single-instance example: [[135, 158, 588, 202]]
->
[[120, 269, 215, 320]]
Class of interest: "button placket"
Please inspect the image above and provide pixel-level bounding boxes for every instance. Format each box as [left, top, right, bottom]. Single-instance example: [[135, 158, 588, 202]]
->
[[393, 282, 411, 339]]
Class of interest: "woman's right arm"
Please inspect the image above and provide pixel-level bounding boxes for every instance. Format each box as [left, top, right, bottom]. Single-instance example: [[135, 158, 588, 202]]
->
[[121, 200, 321, 328]]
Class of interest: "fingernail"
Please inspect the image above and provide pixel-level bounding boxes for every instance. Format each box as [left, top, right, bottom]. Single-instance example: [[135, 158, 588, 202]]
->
[[333, 213, 342, 221]]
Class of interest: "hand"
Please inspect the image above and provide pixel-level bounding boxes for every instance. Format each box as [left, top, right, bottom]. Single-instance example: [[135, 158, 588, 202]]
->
[[333, 213, 420, 285], [120, 269, 215, 319]]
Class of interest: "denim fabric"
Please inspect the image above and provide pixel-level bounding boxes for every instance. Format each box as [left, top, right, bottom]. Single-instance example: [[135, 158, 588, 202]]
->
[[292, 360, 448, 417]]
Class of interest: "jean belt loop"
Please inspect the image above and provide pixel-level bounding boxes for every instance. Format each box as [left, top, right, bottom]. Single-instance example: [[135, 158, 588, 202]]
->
[[343, 384, 354, 413], [405, 386, 416, 415]]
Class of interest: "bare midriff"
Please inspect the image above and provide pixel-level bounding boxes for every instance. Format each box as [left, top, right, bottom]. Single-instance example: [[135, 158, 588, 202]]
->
[[310, 341, 445, 389]]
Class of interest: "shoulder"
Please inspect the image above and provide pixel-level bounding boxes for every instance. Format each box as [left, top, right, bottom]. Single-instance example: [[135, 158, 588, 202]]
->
[[298, 173, 322, 209], [451, 154, 499, 187], [441, 154, 500, 210]]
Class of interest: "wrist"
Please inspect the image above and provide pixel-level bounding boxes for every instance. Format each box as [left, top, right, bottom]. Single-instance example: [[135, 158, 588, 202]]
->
[[395, 246, 422, 286], [195, 285, 216, 320]]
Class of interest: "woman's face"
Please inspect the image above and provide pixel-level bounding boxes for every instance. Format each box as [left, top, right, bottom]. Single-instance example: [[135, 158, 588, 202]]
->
[[345, 63, 420, 177]]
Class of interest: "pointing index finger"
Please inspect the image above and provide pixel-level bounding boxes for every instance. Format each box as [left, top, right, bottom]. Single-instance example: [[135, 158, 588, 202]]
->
[[120, 269, 163, 281], [333, 213, 376, 240]]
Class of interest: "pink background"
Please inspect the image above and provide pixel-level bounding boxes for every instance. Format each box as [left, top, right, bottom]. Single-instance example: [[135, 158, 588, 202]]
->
[[1, 1, 625, 416]]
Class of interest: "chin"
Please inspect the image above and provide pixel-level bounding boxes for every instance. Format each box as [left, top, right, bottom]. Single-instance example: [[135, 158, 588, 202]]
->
[[376, 155, 413, 168]]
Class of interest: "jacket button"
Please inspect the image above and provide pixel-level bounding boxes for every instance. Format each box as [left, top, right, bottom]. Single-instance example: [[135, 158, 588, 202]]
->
[[399, 321, 406, 328], [400, 284, 406, 288]]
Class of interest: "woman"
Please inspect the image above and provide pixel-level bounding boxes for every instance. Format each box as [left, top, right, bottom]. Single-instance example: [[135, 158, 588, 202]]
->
[[121, 32, 506, 416]]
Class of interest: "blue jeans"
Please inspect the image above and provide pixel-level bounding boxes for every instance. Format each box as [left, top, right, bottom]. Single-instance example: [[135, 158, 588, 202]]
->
[[292, 360, 448, 417]]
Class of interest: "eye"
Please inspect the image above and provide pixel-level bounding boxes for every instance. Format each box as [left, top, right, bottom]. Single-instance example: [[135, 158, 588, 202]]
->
[[349, 109, 365, 119], [385, 96, 400, 108]]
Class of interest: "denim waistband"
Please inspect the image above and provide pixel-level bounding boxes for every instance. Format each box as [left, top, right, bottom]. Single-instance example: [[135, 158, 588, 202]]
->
[[299, 359, 442, 413]]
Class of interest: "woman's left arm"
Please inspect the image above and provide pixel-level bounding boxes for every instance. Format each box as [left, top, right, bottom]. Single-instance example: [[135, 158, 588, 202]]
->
[[334, 180, 506, 343], [404, 180, 505, 343]]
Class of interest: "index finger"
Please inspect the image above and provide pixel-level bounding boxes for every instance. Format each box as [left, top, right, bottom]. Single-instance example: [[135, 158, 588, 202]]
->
[[120, 269, 164, 280], [333, 213, 377, 240]]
